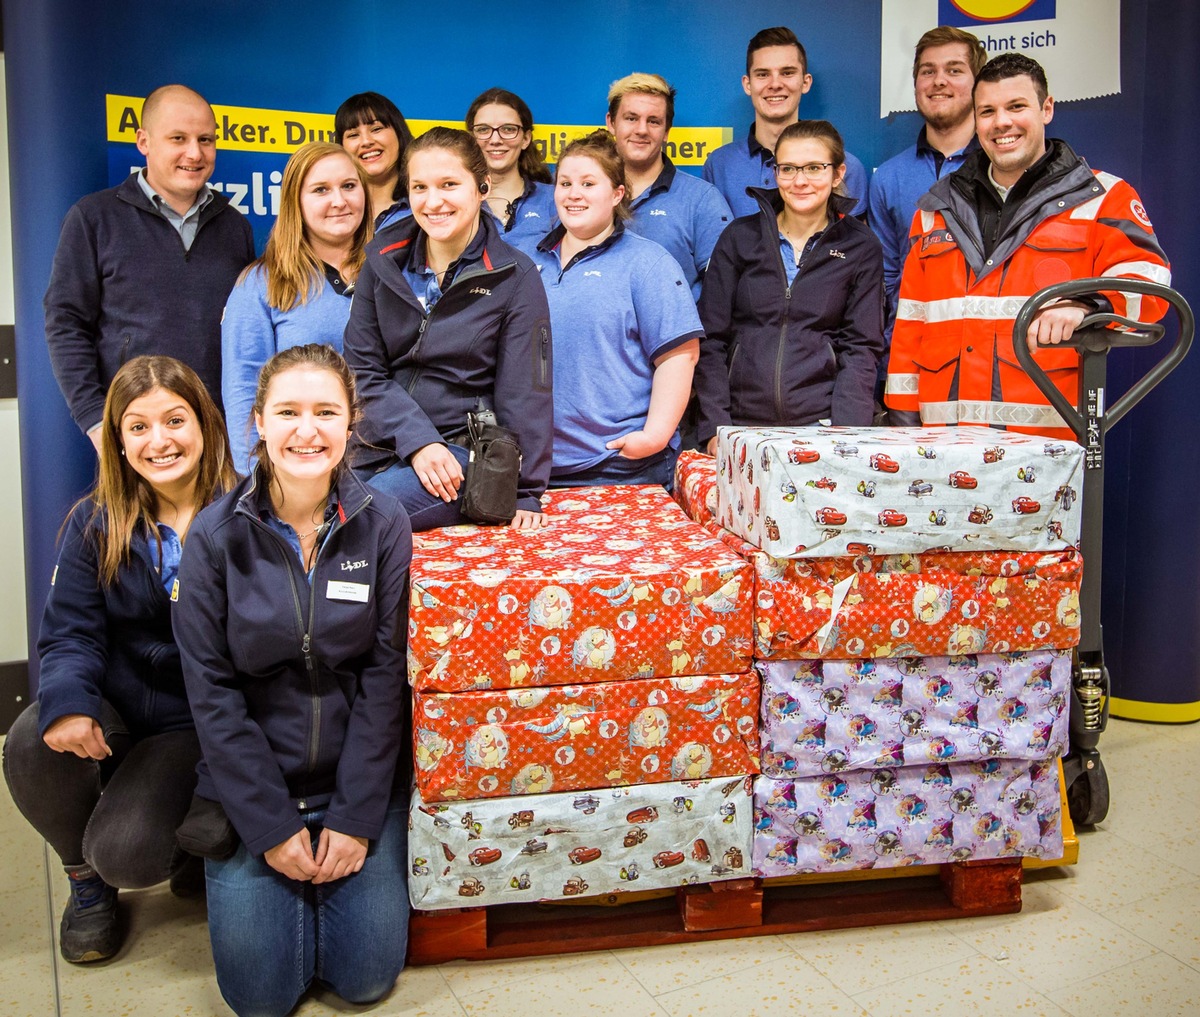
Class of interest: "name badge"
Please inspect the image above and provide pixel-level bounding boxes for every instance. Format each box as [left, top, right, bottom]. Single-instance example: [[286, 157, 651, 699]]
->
[[170, 578, 180, 603], [326, 580, 370, 603]]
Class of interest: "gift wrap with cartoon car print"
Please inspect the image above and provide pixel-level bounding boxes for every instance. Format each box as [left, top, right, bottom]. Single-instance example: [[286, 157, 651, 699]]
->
[[715, 426, 1084, 557], [408, 487, 754, 692], [758, 651, 1070, 779], [753, 757, 1063, 875], [414, 672, 761, 802], [408, 775, 754, 909], [674, 453, 1083, 659]]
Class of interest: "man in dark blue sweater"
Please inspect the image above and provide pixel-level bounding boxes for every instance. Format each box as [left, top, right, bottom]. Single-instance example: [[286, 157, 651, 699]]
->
[[44, 84, 254, 450]]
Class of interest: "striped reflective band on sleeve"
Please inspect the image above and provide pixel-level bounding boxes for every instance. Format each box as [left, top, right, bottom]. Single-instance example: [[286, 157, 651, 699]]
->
[[1100, 261, 1172, 323], [1101, 261, 1172, 285], [898, 294, 1033, 324], [920, 399, 1069, 431], [885, 373, 919, 395]]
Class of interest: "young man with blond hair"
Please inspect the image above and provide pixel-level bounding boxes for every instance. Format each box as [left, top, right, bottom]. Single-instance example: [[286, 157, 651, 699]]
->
[[606, 72, 732, 298]]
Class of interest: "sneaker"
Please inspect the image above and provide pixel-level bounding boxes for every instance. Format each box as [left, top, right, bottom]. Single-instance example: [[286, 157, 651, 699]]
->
[[168, 854, 206, 899], [60, 866, 121, 963]]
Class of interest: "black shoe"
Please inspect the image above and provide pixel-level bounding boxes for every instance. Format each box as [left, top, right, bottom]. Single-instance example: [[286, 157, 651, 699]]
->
[[168, 854, 206, 899], [60, 866, 121, 963]]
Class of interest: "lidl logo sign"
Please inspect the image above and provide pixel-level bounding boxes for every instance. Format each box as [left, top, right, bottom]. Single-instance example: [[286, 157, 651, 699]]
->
[[938, 0, 1055, 24]]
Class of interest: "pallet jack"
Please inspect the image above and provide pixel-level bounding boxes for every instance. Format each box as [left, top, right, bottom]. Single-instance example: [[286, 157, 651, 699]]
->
[[1014, 278, 1193, 825]]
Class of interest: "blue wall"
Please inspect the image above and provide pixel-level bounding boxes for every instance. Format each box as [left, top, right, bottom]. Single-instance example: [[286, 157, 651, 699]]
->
[[5, 1, 1196, 704]]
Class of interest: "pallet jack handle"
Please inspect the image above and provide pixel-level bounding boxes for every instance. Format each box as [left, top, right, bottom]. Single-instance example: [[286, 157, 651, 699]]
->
[[1013, 278, 1194, 439]]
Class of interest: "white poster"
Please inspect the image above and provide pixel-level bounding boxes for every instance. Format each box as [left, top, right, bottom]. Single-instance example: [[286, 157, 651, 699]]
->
[[880, 0, 1121, 117]]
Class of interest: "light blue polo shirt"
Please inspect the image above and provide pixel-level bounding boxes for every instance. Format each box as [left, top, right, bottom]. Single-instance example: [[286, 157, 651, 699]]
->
[[531, 225, 703, 475], [485, 178, 558, 257], [626, 157, 732, 299]]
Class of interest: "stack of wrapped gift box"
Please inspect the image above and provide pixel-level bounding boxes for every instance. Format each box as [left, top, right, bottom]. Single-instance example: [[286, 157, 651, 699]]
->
[[675, 426, 1084, 875], [406, 486, 761, 908]]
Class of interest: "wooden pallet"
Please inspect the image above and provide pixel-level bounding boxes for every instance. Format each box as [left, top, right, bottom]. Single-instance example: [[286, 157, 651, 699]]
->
[[407, 857, 1022, 965]]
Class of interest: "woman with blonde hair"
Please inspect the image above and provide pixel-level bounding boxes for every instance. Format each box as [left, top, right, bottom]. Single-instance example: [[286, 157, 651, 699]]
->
[[3, 356, 235, 964], [221, 141, 372, 470]]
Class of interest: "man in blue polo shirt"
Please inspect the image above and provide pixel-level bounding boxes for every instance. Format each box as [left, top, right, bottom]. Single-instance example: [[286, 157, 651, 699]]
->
[[606, 72, 732, 300], [869, 25, 985, 329], [703, 26, 869, 219]]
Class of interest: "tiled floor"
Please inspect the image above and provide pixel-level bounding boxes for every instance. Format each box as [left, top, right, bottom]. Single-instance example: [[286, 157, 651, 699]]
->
[[3, 717, 1198, 1017]]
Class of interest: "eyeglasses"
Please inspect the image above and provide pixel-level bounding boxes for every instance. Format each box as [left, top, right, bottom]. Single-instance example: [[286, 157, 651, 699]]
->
[[471, 124, 524, 141], [775, 162, 834, 181]]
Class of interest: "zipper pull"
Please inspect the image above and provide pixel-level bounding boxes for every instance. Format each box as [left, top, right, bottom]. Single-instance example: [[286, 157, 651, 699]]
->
[[302, 633, 311, 654], [419, 316, 429, 334]]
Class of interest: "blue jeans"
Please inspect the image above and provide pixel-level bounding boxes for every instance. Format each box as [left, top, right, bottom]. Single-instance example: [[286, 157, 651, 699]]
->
[[2, 701, 199, 885], [552, 445, 679, 491], [204, 793, 409, 1017], [357, 444, 471, 531]]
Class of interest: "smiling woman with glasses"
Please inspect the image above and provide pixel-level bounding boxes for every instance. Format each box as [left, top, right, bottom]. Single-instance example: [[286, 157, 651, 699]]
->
[[465, 88, 558, 255], [694, 119, 885, 451]]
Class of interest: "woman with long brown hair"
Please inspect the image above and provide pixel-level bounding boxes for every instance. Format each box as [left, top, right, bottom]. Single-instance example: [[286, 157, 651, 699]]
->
[[465, 87, 557, 255], [221, 141, 372, 471], [176, 344, 412, 1016], [344, 126, 553, 531], [2, 356, 235, 964]]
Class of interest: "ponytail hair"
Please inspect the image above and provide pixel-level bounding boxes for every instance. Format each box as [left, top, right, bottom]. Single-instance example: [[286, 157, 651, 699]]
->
[[557, 129, 632, 222]]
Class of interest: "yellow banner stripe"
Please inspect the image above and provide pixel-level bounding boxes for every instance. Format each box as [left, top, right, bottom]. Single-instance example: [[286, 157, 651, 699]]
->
[[1108, 696, 1200, 724], [105, 95, 731, 166]]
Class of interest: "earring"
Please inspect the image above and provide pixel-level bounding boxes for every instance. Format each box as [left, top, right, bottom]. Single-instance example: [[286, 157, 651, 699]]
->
[[258, 432, 265, 440], [119, 448, 126, 457]]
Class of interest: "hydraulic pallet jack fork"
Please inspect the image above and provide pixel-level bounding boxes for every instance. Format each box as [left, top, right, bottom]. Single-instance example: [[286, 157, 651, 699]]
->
[[1014, 278, 1193, 826]]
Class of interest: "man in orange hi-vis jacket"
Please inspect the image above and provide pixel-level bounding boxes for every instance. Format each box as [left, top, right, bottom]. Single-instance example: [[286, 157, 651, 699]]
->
[[885, 53, 1170, 439]]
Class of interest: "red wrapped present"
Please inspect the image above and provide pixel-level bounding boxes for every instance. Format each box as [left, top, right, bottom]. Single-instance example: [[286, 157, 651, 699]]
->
[[674, 449, 720, 529], [717, 538, 1081, 660], [414, 671, 761, 802], [408, 486, 754, 691]]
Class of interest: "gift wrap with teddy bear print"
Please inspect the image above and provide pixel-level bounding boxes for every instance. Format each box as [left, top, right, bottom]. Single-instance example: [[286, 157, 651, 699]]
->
[[408, 486, 754, 692], [414, 672, 760, 803]]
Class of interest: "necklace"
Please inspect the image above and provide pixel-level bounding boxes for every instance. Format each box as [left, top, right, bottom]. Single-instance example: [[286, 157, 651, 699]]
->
[[289, 504, 328, 541]]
